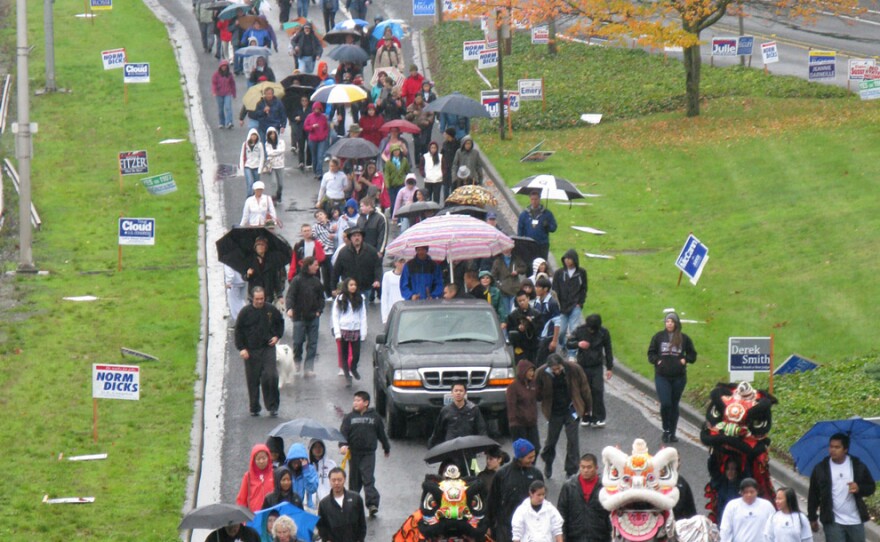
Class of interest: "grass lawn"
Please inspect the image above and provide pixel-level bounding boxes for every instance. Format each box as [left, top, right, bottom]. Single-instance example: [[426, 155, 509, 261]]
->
[[0, 1, 200, 539], [427, 23, 880, 459]]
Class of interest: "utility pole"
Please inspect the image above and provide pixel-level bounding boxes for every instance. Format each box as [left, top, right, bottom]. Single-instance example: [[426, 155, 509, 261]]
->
[[496, 9, 505, 141], [44, 0, 57, 92], [16, 0, 35, 271]]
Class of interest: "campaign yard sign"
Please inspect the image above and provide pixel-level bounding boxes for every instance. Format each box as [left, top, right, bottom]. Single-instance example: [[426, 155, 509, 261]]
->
[[478, 48, 498, 69], [123, 63, 150, 84], [412, 0, 435, 16], [531, 26, 549, 44], [101, 48, 126, 70], [711, 37, 738, 57], [118, 150, 148, 175], [90, 0, 112, 10], [848, 59, 876, 81], [859, 79, 880, 101], [118, 218, 155, 246], [774, 354, 819, 375], [463, 40, 486, 61], [141, 172, 178, 195], [736, 36, 754, 56], [480, 90, 519, 118], [518, 79, 543, 101], [93, 365, 140, 400], [808, 51, 836, 80], [675, 234, 708, 285], [761, 42, 779, 64], [728, 337, 772, 373]]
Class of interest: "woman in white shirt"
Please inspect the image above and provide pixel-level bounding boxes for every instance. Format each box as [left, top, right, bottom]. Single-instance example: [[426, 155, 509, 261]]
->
[[422, 141, 443, 204], [264, 127, 287, 202], [380, 257, 406, 325], [239, 127, 265, 197], [765, 487, 813, 542], [239, 181, 276, 226], [331, 278, 367, 388]]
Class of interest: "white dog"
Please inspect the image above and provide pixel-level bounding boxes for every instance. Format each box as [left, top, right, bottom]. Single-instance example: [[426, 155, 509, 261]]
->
[[276, 343, 296, 389]]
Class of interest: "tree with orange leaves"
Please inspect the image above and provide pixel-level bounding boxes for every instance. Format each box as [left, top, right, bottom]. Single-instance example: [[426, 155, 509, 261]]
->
[[450, 0, 867, 116]]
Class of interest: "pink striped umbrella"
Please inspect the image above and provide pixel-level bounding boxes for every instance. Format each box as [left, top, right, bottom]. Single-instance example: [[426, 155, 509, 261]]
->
[[385, 214, 513, 263]]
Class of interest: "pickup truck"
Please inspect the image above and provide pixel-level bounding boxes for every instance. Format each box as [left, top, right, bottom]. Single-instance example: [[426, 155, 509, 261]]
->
[[372, 299, 516, 438]]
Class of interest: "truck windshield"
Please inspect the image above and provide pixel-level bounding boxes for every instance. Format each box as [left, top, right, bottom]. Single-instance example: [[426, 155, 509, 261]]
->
[[397, 309, 500, 344]]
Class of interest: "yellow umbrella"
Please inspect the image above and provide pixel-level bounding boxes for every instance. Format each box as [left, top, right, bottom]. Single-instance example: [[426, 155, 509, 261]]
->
[[242, 81, 285, 111], [446, 185, 497, 208]]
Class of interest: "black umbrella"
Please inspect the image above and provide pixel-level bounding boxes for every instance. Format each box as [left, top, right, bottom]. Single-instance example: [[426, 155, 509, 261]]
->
[[178, 503, 254, 531], [328, 44, 369, 64], [511, 236, 540, 269], [280, 73, 322, 89], [268, 418, 346, 441], [326, 137, 379, 160], [202, 0, 234, 10], [437, 205, 488, 219], [395, 200, 440, 219], [424, 435, 500, 476], [216, 226, 292, 276], [323, 28, 364, 45], [425, 92, 491, 119], [512, 174, 584, 203]]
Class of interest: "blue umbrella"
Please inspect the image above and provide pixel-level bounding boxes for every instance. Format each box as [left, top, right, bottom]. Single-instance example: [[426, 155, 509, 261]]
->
[[247, 502, 319, 542], [218, 2, 249, 20], [789, 417, 880, 479], [372, 19, 405, 40], [334, 18, 369, 30]]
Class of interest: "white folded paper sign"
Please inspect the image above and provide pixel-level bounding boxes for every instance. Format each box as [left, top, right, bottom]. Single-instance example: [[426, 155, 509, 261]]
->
[[62, 296, 99, 302], [584, 253, 614, 259], [580, 114, 603, 124], [67, 453, 108, 462], [158, 138, 186, 144], [572, 226, 606, 235], [43, 496, 95, 504]]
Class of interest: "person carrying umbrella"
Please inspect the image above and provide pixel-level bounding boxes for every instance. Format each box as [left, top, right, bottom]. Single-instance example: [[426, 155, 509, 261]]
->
[[287, 93, 312, 171], [205, 523, 261, 542], [254, 87, 287, 139], [807, 432, 876, 541], [399, 245, 444, 301], [516, 190, 558, 261], [245, 236, 286, 302], [247, 56, 276, 88]]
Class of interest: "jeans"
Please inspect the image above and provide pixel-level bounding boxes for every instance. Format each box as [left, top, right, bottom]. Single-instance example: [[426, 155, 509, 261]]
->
[[823, 523, 866, 542], [299, 55, 316, 74], [398, 216, 411, 232], [199, 22, 215, 52], [349, 452, 380, 508], [244, 167, 260, 197], [322, 9, 336, 33], [296, 0, 309, 18], [268, 167, 284, 198], [292, 318, 320, 371], [226, 283, 247, 322], [654, 374, 687, 435], [557, 306, 582, 357], [582, 365, 606, 422], [308, 138, 328, 176], [242, 347, 279, 414], [541, 413, 580, 477], [215, 95, 233, 127]]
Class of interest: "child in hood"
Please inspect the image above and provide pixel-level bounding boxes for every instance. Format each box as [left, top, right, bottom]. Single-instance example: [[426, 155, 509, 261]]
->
[[261, 465, 305, 510], [285, 442, 320, 510], [309, 438, 338, 500], [266, 436, 287, 468], [236, 443, 275, 512]]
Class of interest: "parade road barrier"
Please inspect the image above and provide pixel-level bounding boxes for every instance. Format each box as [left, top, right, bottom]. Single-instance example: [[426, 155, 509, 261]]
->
[[3, 158, 41, 229]]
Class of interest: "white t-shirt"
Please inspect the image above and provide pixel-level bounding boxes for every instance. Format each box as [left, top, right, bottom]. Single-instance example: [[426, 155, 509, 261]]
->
[[719, 497, 775, 542], [240, 194, 276, 226], [830, 457, 861, 525], [764, 511, 813, 542], [380, 269, 404, 324]]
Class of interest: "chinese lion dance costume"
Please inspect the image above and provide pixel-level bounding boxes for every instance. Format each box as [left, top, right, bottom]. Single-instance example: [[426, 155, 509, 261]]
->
[[418, 464, 486, 541], [700, 381, 777, 522], [600, 439, 718, 542]]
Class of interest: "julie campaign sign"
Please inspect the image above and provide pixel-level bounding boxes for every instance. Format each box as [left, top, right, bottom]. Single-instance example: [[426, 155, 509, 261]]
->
[[101, 48, 126, 70], [481, 90, 519, 118], [118, 218, 155, 246], [711, 37, 738, 57], [93, 364, 140, 401], [675, 234, 709, 285], [123, 63, 150, 84], [118, 150, 148, 175]]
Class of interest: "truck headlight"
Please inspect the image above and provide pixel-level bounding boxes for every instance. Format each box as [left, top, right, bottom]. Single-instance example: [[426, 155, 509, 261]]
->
[[392, 369, 422, 388], [488, 367, 515, 387]]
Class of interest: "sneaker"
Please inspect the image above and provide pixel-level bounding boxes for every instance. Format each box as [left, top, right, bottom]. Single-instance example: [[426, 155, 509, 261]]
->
[[662, 431, 670, 443], [345, 376, 353, 389], [368, 505, 378, 517], [594, 420, 606, 427], [543, 465, 552, 479], [304, 371, 317, 378], [226, 123, 234, 129], [250, 411, 260, 417], [325, 296, 334, 302], [269, 410, 279, 417], [669, 435, 680, 443], [580, 419, 592, 427], [218, 124, 225, 129], [351, 368, 361, 380], [337, 368, 345, 376]]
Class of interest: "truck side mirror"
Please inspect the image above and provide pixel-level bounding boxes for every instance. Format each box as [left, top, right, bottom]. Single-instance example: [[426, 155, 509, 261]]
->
[[376, 333, 386, 345]]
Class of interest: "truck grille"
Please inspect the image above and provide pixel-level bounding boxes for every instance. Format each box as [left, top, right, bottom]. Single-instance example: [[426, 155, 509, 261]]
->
[[421, 368, 489, 390]]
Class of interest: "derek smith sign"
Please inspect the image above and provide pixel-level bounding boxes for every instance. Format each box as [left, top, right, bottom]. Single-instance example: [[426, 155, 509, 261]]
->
[[93, 364, 140, 400], [728, 337, 772, 372]]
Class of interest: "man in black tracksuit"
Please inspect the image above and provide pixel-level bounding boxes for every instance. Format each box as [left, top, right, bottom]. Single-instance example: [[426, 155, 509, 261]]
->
[[552, 248, 588, 357], [339, 390, 390, 517], [234, 286, 284, 417], [566, 313, 614, 427]]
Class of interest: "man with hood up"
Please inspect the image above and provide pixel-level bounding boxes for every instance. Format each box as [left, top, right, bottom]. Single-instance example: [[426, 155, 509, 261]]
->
[[451, 135, 486, 185], [487, 438, 544, 542], [517, 190, 557, 261], [552, 248, 588, 358], [506, 360, 540, 453], [285, 442, 320, 510], [566, 313, 613, 427]]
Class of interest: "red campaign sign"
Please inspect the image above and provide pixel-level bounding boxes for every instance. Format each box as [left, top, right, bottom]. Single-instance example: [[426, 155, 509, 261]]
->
[[865, 66, 880, 80]]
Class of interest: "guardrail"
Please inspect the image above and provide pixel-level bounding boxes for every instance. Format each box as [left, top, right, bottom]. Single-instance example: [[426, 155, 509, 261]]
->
[[3, 159, 41, 230]]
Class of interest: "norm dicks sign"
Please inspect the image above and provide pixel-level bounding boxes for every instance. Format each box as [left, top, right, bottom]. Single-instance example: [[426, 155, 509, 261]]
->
[[93, 364, 140, 400]]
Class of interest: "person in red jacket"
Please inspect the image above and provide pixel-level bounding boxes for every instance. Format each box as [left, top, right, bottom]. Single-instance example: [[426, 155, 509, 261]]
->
[[358, 103, 385, 147], [288, 223, 327, 281], [304, 102, 330, 177], [400, 64, 425, 107], [237, 443, 275, 512]]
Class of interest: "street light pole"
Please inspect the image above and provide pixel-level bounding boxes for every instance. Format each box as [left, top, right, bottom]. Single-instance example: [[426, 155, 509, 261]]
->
[[17, 0, 35, 271], [44, 0, 57, 92], [496, 10, 505, 141]]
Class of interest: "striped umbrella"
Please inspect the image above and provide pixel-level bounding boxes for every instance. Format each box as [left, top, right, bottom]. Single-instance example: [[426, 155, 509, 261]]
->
[[385, 214, 513, 265], [310, 84, 368, 104]]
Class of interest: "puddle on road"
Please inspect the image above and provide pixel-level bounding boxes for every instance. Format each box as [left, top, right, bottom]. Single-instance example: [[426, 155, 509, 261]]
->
[[215, 164, 239, 182]]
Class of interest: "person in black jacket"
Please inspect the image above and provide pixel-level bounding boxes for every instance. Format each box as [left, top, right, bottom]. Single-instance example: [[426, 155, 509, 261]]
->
[[285, 257, 324, 378], [235, 287, 284, 417], [487, 438, 544, 542], [287, 94, 311, 170], [317, 467, 367, 542], [204, 524, 260, 542], [673, 474, 697, 520], [647, 311, 697, 443], [339, 391, 390, 517], [440, 127, 459, 201], [356, 198, 387, 254], [552, 248, 588, 357], [332, 227, 383, 300], [807, 432, 876, 540], [556, 454, 610, 542], [428, 382, 488, 449], [566, 313, 614, 427], [245, 236, 286, 302], [261, 465, 305, 510]]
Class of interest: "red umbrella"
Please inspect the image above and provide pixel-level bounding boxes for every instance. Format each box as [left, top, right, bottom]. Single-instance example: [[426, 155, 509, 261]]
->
[[380, 119, 420, 134]]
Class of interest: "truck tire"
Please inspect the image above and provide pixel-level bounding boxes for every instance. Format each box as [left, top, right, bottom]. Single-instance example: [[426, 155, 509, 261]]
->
[[373, 373, 387, 414], [385, 397, 406, 439]]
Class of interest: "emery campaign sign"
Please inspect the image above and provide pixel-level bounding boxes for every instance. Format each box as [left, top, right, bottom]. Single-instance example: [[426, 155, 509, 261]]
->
[[92, 364, 140, 400], [101, 48, 126, 70], [118, 218, 155, 246], [118, 150, 148, 175], [675, 234, 708, 285], [808, 51, 836, 80], [123, 63, 150, 84], [518, 79, 543, 101]]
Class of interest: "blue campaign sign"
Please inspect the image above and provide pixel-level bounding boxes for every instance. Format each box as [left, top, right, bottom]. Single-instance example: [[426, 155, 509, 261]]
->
[[118, 218, 155, 246], [675, 234, 709, 284], [728, 337, 772, 372], [413, 0, 435, 16], [123, 63, 150, 84], [774, 354, 819, 375], [737, 36, 754, 56]]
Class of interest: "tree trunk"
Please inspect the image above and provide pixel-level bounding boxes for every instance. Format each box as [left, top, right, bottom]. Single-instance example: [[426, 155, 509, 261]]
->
[[683, 39, 702, 117], [548, 19, 557, 56]]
